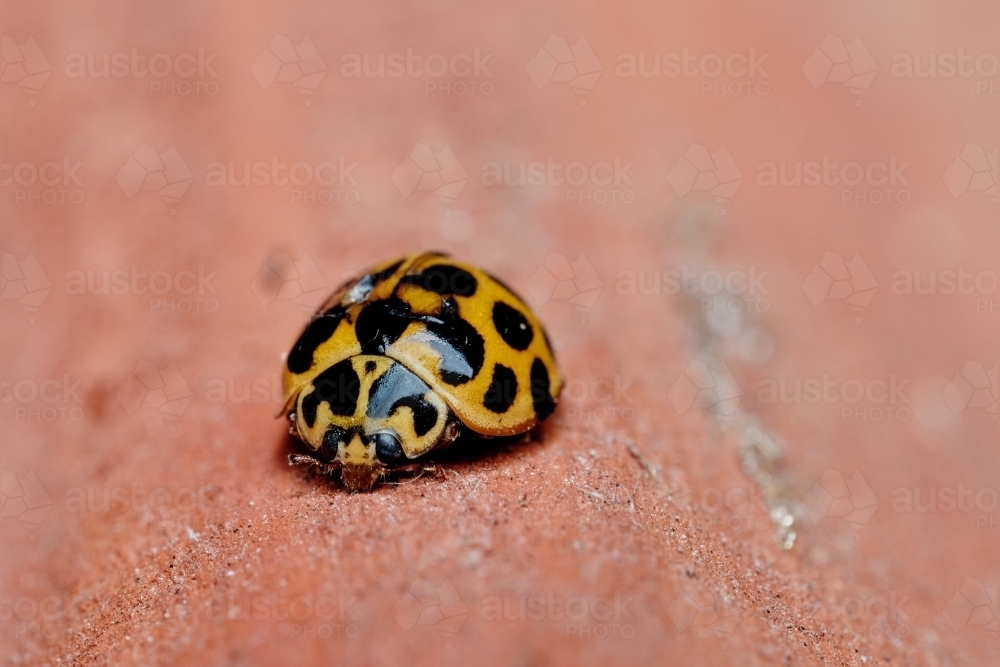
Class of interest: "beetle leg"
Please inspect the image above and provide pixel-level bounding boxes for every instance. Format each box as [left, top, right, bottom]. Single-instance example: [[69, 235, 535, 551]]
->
[[288, 453, 341, 477], [387, 462, 446, 484]]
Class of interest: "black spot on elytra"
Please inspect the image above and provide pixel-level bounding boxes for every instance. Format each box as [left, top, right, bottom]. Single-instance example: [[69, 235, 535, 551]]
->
[[355, 298, 413, 355], [402, 264, 478, 297], [424, 314, 485, 385], [492, 301, 534, 351], [287, 306, 347, 374], [309, 358, 361, 418], [364, 360, 376, 374], [530, 358, 556, 421], [355, 297, 485, 386], [392, 395, 438, 436], [483, 363, 518, 413], [374, 259, 405, 284]]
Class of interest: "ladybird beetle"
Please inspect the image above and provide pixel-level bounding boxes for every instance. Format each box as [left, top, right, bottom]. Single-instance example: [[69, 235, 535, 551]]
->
[[280, 252, 562, 491]]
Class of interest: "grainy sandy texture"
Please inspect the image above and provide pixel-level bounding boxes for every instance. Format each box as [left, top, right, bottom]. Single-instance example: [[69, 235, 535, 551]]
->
[[2, 1, 998, 665]]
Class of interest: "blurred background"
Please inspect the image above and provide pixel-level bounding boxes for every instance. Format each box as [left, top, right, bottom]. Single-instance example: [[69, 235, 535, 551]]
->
[[1, 1, 998, 665]]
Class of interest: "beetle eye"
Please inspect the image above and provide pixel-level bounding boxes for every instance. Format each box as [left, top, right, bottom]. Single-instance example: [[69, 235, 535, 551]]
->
[[373, 432, 404, 465], [321, 427, 345, 460]]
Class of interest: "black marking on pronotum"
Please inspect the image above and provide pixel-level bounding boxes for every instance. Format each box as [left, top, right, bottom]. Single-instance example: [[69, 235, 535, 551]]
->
[[287, 306, 347, 374], [402, 264, 478, 297], [530, 358, 556, 421], [483, 363, 518, 413], [321, 426, 346, 460], [492, 301, 534, 351], [364, 360, 376, 374], [301, 358, 361, 428], [301, 390, 318, 428]]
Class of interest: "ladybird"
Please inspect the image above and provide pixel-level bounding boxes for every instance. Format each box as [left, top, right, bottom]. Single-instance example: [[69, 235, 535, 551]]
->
[[280, 252, 563, 491]]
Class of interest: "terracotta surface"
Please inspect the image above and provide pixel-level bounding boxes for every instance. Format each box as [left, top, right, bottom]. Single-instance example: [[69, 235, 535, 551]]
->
[[2, 1, 998, 665]]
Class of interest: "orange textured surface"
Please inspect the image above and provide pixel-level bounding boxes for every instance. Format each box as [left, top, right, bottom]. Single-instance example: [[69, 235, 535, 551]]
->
[[1, 1, 998, 666]]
